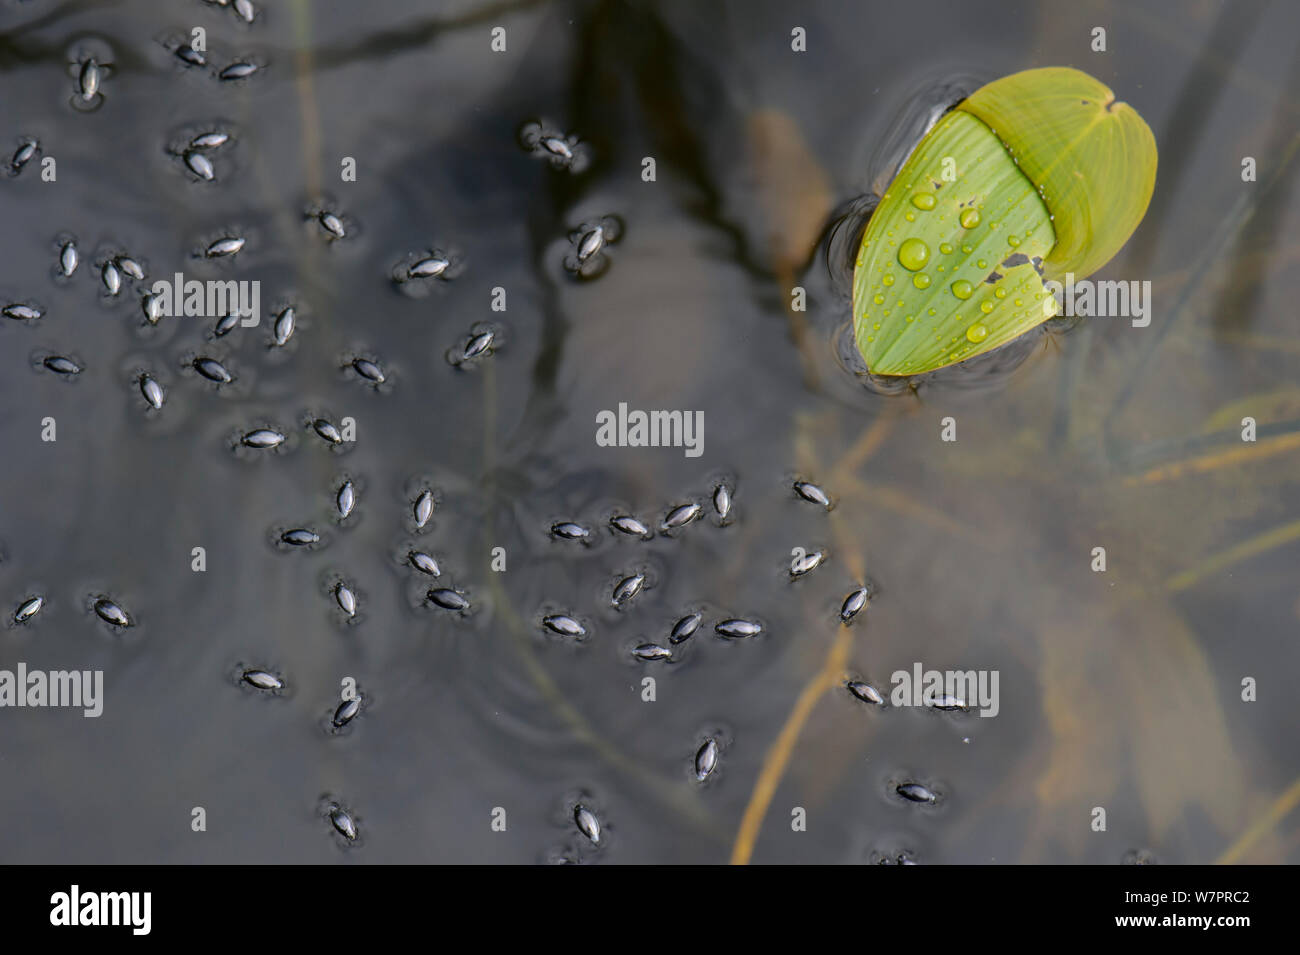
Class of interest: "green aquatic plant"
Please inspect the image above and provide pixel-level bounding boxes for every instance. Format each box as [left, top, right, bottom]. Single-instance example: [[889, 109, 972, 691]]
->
[[853, 67, 1157, 375]]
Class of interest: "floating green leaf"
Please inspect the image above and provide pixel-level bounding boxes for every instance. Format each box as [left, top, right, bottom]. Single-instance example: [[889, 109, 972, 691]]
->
[[853, 67, 1158, 376], [960, 68, 1159, 281]]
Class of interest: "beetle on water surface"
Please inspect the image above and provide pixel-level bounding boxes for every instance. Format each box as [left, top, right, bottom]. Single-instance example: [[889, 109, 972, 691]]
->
[[852, 67, 1157, 376]]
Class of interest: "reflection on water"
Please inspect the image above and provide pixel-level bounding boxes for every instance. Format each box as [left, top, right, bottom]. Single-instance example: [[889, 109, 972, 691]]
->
[[0, 0, 1297, 864]]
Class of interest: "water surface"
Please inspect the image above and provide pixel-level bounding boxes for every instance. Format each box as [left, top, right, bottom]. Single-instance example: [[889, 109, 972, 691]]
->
[[1, 0, 1297, 863]]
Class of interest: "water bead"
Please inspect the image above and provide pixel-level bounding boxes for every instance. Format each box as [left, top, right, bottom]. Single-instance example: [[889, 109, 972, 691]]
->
[[1007, 234, 1021, 247], [911, 192, 936, 210], [897, 238, 930, 272], [882, 273, 895, 286], [912, 273, 930, 289], [994, 287, 1008, 299], [980, 300, 994, 314], [959, 208, 981, 229], [939, 243, 953, 254], [966, 323, 989, 343], [950, 279, 973, 300]]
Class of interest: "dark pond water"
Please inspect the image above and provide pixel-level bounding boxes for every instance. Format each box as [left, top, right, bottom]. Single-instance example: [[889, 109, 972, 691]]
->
[[1, 0, 1297, 863]]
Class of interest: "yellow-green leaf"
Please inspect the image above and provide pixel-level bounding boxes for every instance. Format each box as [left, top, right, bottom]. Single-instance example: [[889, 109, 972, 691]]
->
[[958, 67, 1157, 281], [852, 110, 1056, 376], [853, 67, 1157, 375]]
